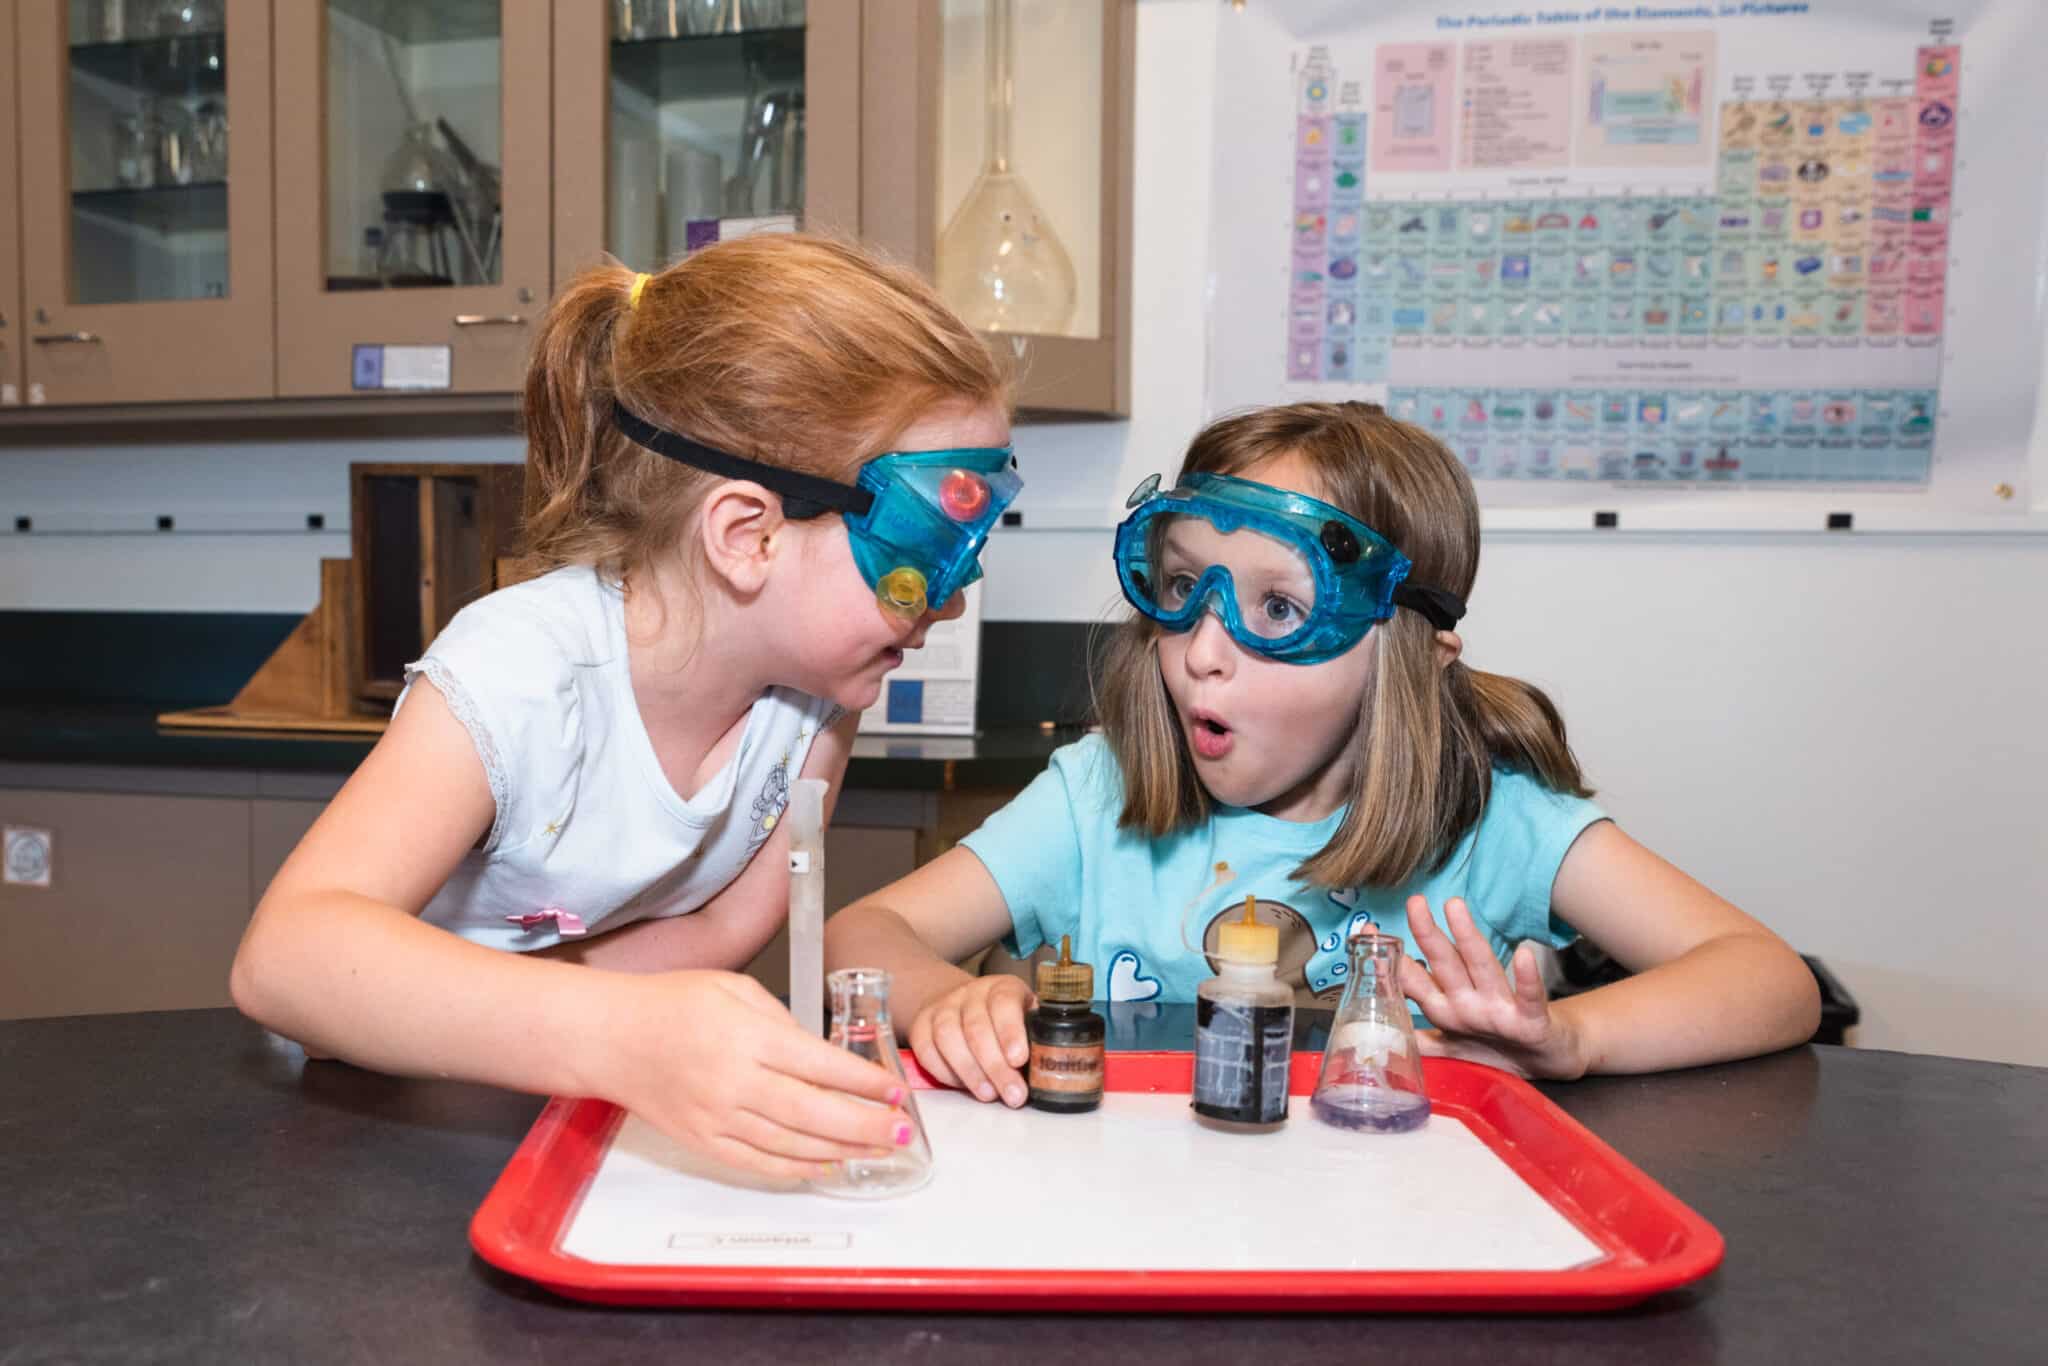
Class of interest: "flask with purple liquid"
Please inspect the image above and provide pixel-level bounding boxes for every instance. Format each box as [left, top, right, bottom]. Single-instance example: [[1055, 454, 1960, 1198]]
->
[[1309, 930, 1430, 1133]]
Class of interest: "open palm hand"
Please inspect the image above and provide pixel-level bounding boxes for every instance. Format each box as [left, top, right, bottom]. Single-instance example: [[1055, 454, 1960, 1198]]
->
[[1399, 896, 1587, 1080]]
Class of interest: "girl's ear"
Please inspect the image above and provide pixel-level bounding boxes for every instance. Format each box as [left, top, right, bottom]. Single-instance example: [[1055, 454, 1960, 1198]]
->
[[697, 481, 787, 596], [1434, 629, 1464, 668]]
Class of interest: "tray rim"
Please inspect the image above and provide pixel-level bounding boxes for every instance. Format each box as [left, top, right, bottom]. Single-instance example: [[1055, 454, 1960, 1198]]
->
[[470, 1052, 1724, 1312]]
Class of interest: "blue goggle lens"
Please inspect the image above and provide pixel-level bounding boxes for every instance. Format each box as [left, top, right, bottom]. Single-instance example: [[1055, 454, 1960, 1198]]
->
[[847, 448, 1020, 617]]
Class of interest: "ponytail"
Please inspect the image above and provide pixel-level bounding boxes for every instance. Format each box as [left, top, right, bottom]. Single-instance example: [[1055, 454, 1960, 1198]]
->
[[1295, 621, 1592, 890], [521, 266, 638, 573], [1456, 664, 1589, 798]]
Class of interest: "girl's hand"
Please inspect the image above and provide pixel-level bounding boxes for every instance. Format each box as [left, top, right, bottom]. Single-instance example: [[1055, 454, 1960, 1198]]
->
[[1399, 896, 1588, 1081], [596, 970, 913, 1183], [907, 976, 1036, 1107]]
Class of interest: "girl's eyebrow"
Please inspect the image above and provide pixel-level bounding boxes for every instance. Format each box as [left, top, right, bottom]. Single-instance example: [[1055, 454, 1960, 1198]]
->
[[1159, 528, 1203, 564]]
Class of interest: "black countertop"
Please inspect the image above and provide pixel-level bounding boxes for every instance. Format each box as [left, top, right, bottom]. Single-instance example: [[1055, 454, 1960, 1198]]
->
[[4, 1009, 2042, 1364], [0, 702, 1076, 791]]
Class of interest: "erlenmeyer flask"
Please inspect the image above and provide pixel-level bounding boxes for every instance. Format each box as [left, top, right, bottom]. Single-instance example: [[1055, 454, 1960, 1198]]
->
[[808, 968, 935, 1198], [1310, 931, 1431, 1133], [935, 0, 1076, 335]]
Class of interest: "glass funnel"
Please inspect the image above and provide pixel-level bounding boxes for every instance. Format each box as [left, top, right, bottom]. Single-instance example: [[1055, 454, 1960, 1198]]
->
[[1309, 931, 1430, 1133], [935, 0, 1076, 334], [808, 968, 934, 1199]]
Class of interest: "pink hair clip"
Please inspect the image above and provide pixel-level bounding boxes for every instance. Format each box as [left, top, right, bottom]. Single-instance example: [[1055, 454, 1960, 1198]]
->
[[505, 907, 587, 937]]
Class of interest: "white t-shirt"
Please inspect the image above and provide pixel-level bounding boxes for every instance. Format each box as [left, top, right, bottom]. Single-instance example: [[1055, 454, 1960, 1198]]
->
[[399, 565, 839, 952]]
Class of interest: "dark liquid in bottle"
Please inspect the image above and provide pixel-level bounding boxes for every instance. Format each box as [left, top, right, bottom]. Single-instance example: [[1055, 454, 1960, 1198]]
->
[[1026, 1001, 1106, 1114], [1192, 998, 1293, 1125]]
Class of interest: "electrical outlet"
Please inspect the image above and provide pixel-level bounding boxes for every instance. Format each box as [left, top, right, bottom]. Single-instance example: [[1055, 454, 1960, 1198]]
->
[[3, 826, 53, 888]]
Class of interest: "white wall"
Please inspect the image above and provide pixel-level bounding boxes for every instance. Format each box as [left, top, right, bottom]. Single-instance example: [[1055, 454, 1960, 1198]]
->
[[0, 435, 516, 610], [2, 1, 2044, 1065]]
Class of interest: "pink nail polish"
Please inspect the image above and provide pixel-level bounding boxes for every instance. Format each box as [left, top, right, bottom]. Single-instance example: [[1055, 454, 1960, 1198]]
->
[[893, 1121, 913, 1147], [886, 1085, 905, 1107]]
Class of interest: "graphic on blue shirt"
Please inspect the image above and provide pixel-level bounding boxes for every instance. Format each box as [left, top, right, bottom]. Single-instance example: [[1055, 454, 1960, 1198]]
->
[[1105, 950, 1163, 1003], [960, 736, 1606, 1007]]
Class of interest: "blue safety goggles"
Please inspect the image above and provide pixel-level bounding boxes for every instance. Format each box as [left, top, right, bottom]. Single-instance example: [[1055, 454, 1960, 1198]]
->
[[615, 404, 1020, 619], [1113, 472, 1464, 664]]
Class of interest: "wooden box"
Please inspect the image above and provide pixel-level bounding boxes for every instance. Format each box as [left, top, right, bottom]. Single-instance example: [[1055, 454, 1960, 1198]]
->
[[350, 463, 526, 704]]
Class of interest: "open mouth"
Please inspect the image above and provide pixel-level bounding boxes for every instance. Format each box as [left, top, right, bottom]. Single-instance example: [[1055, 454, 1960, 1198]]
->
[[878, 626, 930, 669], [1188, 709, 1233, 760]]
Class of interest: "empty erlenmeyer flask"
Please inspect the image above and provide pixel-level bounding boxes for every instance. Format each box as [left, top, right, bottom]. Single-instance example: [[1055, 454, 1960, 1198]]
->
[[935, 0, 1077, 335], [808, 968, 934, 1198], [1309, 931, 1431, 1133]]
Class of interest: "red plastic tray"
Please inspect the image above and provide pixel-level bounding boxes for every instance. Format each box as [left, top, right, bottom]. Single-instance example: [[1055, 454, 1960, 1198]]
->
[[471, 1052, 1722, 1312]]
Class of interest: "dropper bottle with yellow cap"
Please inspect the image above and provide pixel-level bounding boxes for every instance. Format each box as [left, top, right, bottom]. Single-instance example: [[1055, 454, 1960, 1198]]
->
[[1026, 935, 1105, 1113], [1192, 895, 1296, 1133]]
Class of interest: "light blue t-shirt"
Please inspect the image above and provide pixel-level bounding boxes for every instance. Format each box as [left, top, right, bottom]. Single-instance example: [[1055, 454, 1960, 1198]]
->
[[960, 735, 1607, 1007]]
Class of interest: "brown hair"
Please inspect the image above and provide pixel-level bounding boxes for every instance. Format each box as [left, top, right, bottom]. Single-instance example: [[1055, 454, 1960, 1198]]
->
[[1095, 401, 1591, 889], [521, 234, 1010, 581]]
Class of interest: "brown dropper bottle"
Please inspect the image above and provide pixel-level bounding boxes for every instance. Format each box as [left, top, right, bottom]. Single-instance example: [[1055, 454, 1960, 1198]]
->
[[1026, 935, 1106, 1113]]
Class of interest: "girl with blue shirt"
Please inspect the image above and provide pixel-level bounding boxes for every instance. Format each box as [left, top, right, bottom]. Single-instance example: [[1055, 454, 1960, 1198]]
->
[[826, 401, 1819, 1106], [233, 236, 1019, 1181]]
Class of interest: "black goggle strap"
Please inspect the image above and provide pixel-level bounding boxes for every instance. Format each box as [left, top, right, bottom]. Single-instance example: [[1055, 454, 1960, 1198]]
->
[[612, 402, 875, 521], [1392, 582, 1467, 632]]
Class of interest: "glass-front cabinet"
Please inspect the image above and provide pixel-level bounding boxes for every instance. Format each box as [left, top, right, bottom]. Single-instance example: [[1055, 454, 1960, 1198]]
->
[[16, 0, 274, 404], [272, 0, 550, 397], [922, 0, 1132, 416], [551, 0, 858, 284], [554, 0, 1128, 417], [0, 3, 1130, 417], [0, 1, 21, 408]]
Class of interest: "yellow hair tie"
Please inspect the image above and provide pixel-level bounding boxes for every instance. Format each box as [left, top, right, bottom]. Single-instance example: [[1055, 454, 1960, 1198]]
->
[[628, 272, 652, 310]]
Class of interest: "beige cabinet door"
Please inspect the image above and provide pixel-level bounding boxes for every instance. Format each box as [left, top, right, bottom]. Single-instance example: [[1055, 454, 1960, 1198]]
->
[[0, 0, 20, 408], [550, 0, 862, 286], [273, 2, 551, 397], [250, 797, 326, 906], [0, 789, 251, 1020], [867, 0, 1134, 418], [16, 0, 275, 405]]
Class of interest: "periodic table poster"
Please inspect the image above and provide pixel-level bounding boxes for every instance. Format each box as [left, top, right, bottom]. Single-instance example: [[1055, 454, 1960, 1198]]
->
[[1206, 0, 2046, 511]]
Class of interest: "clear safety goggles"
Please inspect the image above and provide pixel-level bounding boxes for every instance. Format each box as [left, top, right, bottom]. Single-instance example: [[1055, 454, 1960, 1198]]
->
[[1113, 472, 1464, 665]]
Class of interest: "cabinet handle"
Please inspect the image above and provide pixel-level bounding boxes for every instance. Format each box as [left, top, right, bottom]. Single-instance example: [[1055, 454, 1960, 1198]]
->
[[453, 314, 527, 327], [33, 331, 103, 345]]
